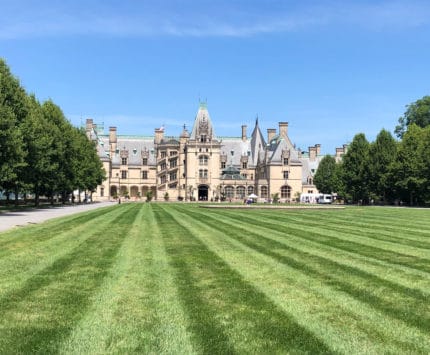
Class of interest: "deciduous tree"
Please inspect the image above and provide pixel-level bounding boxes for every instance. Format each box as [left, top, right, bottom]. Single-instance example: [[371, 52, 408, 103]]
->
[[395, 95, 430, 138], [340, 133, 370, 203]]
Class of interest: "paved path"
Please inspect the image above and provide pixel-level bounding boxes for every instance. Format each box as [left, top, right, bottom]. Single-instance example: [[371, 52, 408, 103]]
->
[[0, 201, 116, 233]]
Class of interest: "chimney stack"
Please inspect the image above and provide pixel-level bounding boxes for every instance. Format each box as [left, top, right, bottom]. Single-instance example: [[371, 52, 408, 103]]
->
[[85, 118, 93, 139], [309, 146, 317, 161], [241, 125, 247, 142], [154, 127, 164, 145], [279, 122, 288, 137], [267, 128, 276, 143], [109, 126, 117, 144], [109, 127, 117, 156]]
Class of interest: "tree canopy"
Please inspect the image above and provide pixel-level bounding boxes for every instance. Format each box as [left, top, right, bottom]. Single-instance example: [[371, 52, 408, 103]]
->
[[0, 58, 105, 205], [395, 95, 430, 138], [313, 155, 338, 194]]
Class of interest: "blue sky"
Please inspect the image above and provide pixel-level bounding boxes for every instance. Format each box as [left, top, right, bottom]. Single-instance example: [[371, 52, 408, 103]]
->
[[1, 0, 430, 154]]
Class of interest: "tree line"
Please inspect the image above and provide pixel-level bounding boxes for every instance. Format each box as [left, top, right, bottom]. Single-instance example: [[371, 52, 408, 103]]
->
[[314, 96, 430, 206], [0, 58, 105, 206]]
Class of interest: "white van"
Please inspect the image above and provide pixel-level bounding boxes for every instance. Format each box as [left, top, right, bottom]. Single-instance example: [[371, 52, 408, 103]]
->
[[318, 194, 332, 204], [300, 193, 332, 204]]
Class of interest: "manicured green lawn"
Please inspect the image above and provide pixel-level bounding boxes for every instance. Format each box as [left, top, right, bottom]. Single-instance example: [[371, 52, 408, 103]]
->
[[0, 203, 429, 354]]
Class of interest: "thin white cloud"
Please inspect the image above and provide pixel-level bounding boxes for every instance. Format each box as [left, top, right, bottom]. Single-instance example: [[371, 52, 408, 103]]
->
[[1, 0, 429, 39]]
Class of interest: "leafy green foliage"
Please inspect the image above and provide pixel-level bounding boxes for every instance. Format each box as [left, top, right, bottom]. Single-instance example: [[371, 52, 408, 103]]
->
[[391, 124, 429, 205], [368, 129, 397, 203], [395, 95, 430, 138], [0, 58, 105, 205], [314, 155, 338, 194], [340, 133, 371, 203]]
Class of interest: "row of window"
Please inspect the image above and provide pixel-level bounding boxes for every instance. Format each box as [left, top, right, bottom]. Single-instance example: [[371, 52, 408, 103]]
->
[[221, 185, 291, 199], [121, 153, 288, 168], [120, 170, 287, 181], [159, 172, 177, 184]]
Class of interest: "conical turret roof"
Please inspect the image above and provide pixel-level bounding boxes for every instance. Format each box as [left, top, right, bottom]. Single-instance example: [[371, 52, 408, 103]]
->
[[190, 101, 216, 141]]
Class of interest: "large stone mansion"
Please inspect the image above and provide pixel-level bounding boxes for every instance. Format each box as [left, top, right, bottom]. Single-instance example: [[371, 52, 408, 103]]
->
[[86, 103, 347, 202]]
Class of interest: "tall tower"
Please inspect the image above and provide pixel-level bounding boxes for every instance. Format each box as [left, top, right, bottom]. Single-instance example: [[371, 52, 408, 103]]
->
[[186, 102, 221, 201]]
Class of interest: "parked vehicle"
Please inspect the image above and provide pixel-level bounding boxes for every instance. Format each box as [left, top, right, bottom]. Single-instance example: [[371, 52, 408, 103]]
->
[[300, 193, 332, 204]]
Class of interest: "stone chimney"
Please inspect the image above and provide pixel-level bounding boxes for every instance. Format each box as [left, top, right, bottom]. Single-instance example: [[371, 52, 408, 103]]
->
[[335, 147, 343, 162], [315, 144, 321, 156], [109, 126, 117, 144], [85, 118, 93, 139], [109, 126, 117, 156], [267, 128, 276, 143], [279, 122, 288, 137], [309, 146, 317, 162], [154, 127, 164, 145], [241, 125, 247, 141]]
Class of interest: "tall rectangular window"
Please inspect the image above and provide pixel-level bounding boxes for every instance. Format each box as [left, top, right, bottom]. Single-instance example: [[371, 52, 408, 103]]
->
[[142, 171, 148, 179], [121, 157, 127, 165], [283, 171, 289, 179], [142, 158, 148, 165], [221, 162, 226, 169], [121, 170, 127, 179]]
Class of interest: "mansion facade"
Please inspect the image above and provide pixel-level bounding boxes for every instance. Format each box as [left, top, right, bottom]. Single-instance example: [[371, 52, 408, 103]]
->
[[87, 103, 347, 202]]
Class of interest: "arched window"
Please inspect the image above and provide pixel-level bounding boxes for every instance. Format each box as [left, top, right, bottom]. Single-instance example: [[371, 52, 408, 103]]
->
[[260, 186, 268, 198], [225, 186, 234, 199], [236, 186, 245, 199], [307, 177, 313, 185], [199, 155, 208, 165], [247, 185, 254, 195], [281, 185, 292, 199]]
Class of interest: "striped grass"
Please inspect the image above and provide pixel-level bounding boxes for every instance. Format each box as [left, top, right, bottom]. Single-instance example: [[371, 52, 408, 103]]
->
[[0, 203, 429, 353]]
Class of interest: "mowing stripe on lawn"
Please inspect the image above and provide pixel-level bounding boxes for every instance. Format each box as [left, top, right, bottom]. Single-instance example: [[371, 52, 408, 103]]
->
[[269, 210, 430, 250], [0, 204, 118, 251], [210, 209, 430, 272], [188, 207, 430, 333], [0, 203, 140, 354], [60, 203, 195, 354], [194, 207, 430, 294], [0, 204, 128, 300], [178, 206, 430, 353], [154, 204, 333, 354], [204, 208, 430, 290]]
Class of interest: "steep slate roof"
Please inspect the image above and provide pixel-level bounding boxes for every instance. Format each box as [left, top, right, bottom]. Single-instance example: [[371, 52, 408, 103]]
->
[[99, 136, 156, 167], [266, 134, 301, 164], [301, 156, 322, 183], [220, 138, 250, 167], [249, 118, 266, 167], [189, 101, 216, 141]]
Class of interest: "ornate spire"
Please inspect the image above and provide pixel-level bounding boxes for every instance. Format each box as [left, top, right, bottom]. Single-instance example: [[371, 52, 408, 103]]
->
[[190, 102, 216, 141]]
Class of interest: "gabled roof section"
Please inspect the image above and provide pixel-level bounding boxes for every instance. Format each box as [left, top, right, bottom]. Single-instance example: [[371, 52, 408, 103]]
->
[[190, 101, 216, 141], [249, 117, 266, 166], [266, 129, 300, 164]]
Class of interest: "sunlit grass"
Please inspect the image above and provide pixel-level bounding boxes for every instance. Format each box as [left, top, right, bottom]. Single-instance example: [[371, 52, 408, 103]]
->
[[0, 203, 429, 353]]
